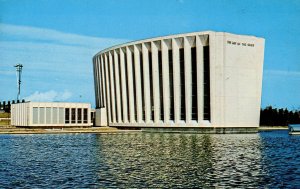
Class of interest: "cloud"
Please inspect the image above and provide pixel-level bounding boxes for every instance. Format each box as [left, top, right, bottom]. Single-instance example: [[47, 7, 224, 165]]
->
[[0, 70, 14, 76], [0, 23, 129, 106], [0, 23, 129, 48], [24, 90, 72, 102]]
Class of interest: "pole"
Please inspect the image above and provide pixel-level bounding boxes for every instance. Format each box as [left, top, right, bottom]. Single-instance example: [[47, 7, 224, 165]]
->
[[14, 64, 23, 101]]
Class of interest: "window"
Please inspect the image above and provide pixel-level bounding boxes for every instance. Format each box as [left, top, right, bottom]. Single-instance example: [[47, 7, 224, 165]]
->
[[179, 48, 186, 121], [46, 107, 51, 124], [39, 107, 45, 124], [71, 108, 76, 123], [191, 47, 198, 121], [132, 52, 137, 122], [140, 51, 145, 121], [118, 53, 123, 122], [97, 60, 101, 108], [100, 58, 105, 108], [59, 108, 64, 124], [149, 51, 154, 121], [53, 108, 58, 124], [169, 50, 174, 121], [94, 60, 99, 109], [203, 46, 211, 121], [124, 52, 130, 121], [77, 108, 82, 124], [83, 108, 88, 123], [33, 107, 38, 124], [65, 108, 70, 124], [158, 50, 164, 121]]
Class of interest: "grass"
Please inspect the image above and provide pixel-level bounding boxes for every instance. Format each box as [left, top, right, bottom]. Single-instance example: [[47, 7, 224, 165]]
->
[[0, 112, 10, 118], [0, 112, 11, 126], [0, 120, 10, 126]]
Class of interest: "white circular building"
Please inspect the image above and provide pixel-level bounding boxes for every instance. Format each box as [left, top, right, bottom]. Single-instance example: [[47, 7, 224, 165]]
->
[[93, 31, 265, 133]]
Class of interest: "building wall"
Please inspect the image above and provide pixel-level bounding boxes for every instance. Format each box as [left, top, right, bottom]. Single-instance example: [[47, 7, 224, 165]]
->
[[11, 102, 29, 126], [95, 108, 107, 126], [93, 31, 265, 128], [11, 102, 92, 127]]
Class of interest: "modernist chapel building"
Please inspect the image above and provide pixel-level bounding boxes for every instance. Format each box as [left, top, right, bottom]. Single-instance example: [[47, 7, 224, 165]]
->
[[92, 31, 265, 132]]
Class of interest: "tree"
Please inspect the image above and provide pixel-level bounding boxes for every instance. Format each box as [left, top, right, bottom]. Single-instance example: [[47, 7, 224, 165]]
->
[[260, 106, 300, 126]]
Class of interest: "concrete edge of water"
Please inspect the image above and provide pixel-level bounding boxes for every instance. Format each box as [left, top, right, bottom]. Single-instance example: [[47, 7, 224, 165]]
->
[[140, 127, 258, 134], [0, 127, 127, 135], [0, 126, 289, 135]]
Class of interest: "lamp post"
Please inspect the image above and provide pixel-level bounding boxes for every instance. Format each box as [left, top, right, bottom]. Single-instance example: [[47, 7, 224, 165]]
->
[[14, 64, 23, 101]]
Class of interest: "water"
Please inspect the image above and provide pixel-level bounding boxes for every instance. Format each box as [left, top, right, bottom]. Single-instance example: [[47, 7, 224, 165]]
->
[[0, 130, 300, 188]]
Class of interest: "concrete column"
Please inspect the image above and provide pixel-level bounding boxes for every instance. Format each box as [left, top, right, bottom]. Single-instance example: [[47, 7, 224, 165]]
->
[[100, 55, 106, 108], [142, 43, 151, 123], [97, 56, 102, 108], [151, 42, 160, 123], [120, 48, 128, 123], [207, 34, 216, 126], [95, 58, 100, 108], [196, 35, 204, 122], [134, 45, 143, 123], [92, 58, 99, 108], [104, 54, 111, 123], [75, 107, 78, 124], [114, 50, 122, 123], [161, 40, 170, 123], [184, 37, 192, 123], [126, 46, 136, 123], [108, 51, 116, 123], [172, 38, 180, 124]]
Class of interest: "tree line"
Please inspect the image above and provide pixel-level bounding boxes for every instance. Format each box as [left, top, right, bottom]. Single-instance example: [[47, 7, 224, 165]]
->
[[260, 106, 300, 126]]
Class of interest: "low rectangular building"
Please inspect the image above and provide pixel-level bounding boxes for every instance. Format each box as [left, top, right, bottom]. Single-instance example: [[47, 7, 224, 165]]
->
[[11, 102, 92, 127]]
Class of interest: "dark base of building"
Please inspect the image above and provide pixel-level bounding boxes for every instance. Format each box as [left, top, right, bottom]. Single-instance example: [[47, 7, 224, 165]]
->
[[114, 126, 258, 134], [142, 127, 258, 134]]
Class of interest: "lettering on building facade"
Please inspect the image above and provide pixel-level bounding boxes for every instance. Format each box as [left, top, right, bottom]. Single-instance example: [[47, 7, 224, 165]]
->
[[227, 40, 254, 47]]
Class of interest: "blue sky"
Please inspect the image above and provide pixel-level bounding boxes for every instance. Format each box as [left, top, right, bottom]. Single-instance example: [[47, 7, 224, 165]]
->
[[0, 0, 299, 109]]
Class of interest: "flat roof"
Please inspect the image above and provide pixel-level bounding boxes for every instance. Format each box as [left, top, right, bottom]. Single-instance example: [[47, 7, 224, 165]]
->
[[94, 31, 264, 57]]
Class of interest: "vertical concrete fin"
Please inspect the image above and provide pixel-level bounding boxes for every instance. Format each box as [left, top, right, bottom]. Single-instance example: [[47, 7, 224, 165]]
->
[[114, 50, 121, 123], [120, 48, 128, 123], [97, 56, 102, 108], [162, 39, 170, 123], [196, 35, 204, 122], [108, 51, 116, 123], [184, 37, 192, 123], [172, 38, 180, 123], [142, 43, 151, 123], [134, 44, 143, 123], [104, 54, 111, 124], [126, 46, 136, 123], [151, 41, 161, 123]]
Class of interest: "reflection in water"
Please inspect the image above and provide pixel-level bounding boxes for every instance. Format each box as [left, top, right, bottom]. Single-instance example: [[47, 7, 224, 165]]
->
[[0, 131, 300, 188], [96, 133, 264, 188]]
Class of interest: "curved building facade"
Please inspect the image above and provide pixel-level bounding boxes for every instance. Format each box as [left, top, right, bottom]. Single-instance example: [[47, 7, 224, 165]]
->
[[93, 31, 265, 130]]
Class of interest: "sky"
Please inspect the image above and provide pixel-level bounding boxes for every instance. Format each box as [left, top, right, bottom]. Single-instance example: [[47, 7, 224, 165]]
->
[[0, 0, 299, 109]]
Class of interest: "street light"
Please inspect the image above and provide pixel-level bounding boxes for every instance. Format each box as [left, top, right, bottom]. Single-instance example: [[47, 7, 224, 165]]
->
[[14, 64, 23, 101]]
